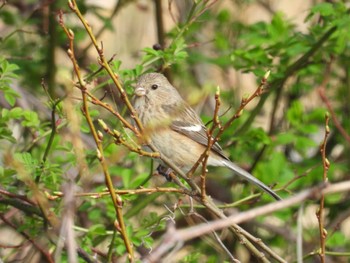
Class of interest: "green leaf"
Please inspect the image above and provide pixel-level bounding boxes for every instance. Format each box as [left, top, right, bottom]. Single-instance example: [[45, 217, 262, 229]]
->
[[9, 107, 23, 118], [116, 244, 126, 255], [326, 231, 347, 246], [0, 59, 20, 106], [142, 47, 161, 56], [256, 152, 292, 183], [130, 172, 149, 188], [140, 212, 158, 227], [135, 64, 143, 76], [268, 12, 289, 40], [4, 90, 19, 106], [310, 3, 335, 17], [302, 124, 318, 133], [88, 208, 103, 221], [87, 224, 106, 235], [80, 122, 91, 133], [0, 10, 18, 25], [13, 152, 38, 178], [22, 110, 40, 127], [1, 108, 10, 119], [275, 132, 295, 145], [0, 128, 16, 143], [217, 10, 230, 23], [111, 60, 122, 71], [287, 101, 304, 127], [295, 136, 317, 152], [15, 152, 35, 166]]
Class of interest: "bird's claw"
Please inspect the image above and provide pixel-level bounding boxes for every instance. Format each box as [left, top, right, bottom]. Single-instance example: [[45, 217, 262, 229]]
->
[[156, 165, 173, 181]]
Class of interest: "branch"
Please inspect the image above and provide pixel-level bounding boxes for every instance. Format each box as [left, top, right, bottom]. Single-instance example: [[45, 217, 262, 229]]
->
[[59, 9, 134, 260], [145, 181, 350, 261], [68, 0, 144, 135], [318, 84, 350, 145], [48, 187, 189, 199], [0, 213, 54, 263], [235, 26, 337, 136], [316, 113, 330, 263]]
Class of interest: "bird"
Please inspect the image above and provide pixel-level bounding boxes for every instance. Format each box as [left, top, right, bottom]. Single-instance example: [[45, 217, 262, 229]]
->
[[133, 72, 281, 201]]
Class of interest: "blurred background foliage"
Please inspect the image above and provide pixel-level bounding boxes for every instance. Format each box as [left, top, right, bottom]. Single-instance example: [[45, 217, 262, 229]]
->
[[0, 0, 349, 262]]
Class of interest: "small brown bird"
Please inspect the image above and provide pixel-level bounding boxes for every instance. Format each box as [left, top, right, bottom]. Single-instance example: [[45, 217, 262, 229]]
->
[[133, 73, 281, 200]]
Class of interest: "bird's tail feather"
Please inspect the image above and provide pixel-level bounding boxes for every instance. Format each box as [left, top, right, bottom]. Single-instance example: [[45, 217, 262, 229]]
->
[[222, 160, 282, 201]]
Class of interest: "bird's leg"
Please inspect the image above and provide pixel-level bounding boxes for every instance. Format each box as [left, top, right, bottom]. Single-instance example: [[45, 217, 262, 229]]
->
[[156, 165, 198, 196], [156, 164, 173, 181]]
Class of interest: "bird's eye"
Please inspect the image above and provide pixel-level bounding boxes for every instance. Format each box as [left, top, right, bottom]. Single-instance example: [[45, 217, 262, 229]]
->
[[151, 84, 158, 90]]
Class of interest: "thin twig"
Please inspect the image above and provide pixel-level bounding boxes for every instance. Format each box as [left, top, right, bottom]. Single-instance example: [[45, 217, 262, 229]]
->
[[189, 194, 282, 262], [316, 113, 330, 263], [97, 119, 160, 158], [200, 86, 222, 199], [170, 0, 219, 46], [37, 89, 63, 183], [49, 187, 189, 199], [0, 188, 36, 206], [59, 10, 134, 260], [235, 26, 337, 136], [238, 228, 286, 263], [316, 56, 350, 144], [68, 0, 143, 135], [186, 71, 271, 183], [188, 212, 239, 262], [297, 204, 304, 263], [0, 213, 54, 263], [168, 0, 179, 29], [146, 180, 350, 261], [85, 89, 139, 134], [318, 87, 350, 145], [0, 0, 6, 11]]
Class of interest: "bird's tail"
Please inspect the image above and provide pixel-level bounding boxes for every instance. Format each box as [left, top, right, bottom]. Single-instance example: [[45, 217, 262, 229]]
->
[[222, 160, 282, 201]]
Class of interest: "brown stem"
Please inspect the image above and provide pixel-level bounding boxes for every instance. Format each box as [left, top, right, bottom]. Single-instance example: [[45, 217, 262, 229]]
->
[[318, 88, 350, 145], [317, 114, 330, 263], [0, 213, 54, 263], [154, 0, 165, 47], [59, 9, 134, 260], [68, 0, 144, 135], [46, 1, 58, 97], [146, 180, 350, 262]]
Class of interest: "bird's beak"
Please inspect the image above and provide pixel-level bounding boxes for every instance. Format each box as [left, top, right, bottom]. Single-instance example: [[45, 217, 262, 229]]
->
[[135, 86, 146, 97]]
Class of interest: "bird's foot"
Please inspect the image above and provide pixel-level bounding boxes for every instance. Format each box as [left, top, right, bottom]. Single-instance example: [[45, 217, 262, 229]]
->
[[156, 165, 173, 182]]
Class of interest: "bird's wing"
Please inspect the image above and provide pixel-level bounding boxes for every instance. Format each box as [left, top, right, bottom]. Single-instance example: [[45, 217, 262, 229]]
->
[[163, 103, 227, 159], [162, 102, 282, 201], [163, 104, 281, 200]]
